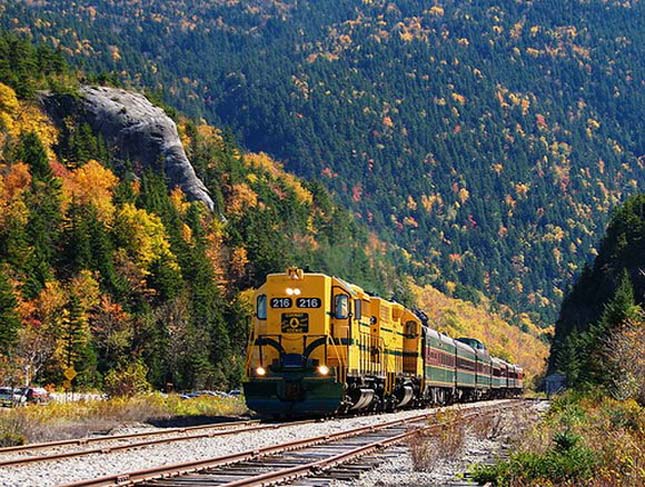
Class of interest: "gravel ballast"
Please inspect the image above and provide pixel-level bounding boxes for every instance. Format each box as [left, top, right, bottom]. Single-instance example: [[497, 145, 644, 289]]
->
[[330, 400, 549, 487], [0, 400, 515, 486]]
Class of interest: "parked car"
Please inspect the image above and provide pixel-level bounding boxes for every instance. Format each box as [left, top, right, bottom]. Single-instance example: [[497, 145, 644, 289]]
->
[[0, 387, 12, 407], [180, 390, 230, 400], [18, 387, 51, 404], [0, 387, 27, 407]]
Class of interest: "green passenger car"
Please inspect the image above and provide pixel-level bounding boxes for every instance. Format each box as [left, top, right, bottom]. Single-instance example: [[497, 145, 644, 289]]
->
[[424, 328, 456, 388]]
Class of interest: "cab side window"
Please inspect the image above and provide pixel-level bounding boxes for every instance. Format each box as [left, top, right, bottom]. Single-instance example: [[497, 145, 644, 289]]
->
[[354, 299, 362, 320], [405, 321, 417, 337], [257, 294, 267, 320], [334, 295, 349, 319]]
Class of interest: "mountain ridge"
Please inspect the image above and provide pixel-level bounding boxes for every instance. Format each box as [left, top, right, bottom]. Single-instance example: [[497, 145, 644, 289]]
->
[[3, 0, 642, 323]]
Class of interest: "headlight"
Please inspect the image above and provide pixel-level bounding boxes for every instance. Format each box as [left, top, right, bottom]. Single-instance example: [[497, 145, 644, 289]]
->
[[317, 365, 329, 376], [256, 366, 266, 376]]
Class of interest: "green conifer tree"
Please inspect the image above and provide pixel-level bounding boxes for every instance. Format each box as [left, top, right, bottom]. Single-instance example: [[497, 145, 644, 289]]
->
[[14, 132, 63, 298], [556, 332, 582, 386], [0, 211, 31, 275], [60, 203, 93, 275], [0, 270, 20, 355], [147, 256, 182, 304], [584, 270, 640, 384], [14, 131, 52, 181], [60, 293, 95, 386], [597, 270, 639, 333]]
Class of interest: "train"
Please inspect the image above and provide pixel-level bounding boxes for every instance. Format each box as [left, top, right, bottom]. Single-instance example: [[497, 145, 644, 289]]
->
[[243, 268, 523, 417]]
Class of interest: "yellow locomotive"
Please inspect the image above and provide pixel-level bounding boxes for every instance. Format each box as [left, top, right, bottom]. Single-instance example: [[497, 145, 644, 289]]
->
[[244, 268, 523, 416]]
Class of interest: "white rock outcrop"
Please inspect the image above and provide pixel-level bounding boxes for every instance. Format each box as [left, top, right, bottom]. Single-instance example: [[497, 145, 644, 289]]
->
[[43, 86, 215, 211]]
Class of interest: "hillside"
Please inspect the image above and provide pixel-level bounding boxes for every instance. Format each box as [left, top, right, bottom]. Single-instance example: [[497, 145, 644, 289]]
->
[[0, 33, 403, 391], [490, 195, 645, 487], [548, 193, 644, 386], [0, 33, 549, 391], [2, 0, 642, 323]]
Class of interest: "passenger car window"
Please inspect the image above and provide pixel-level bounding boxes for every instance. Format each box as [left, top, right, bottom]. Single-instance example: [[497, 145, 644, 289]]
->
[[256, 294, 267, 320]]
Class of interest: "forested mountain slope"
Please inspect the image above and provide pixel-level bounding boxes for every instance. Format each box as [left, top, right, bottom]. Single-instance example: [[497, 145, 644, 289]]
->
[[2, 0, 642, 323], [0, 33, 403, 390], [0, 33, 549, 391]]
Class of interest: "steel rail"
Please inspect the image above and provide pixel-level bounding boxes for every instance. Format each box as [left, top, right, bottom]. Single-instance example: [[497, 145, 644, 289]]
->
[[0, 418, 260, 455], [0, 419, 317, 468], [61, 399, 520, 487]]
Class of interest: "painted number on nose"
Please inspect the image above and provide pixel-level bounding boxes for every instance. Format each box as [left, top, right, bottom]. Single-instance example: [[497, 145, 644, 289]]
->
[[296, 298, 321, 308], [271, 298, 292, 308]]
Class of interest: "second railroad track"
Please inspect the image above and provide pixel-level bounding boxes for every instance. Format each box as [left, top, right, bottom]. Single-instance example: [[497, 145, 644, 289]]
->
[[0, 417, 320, 468]]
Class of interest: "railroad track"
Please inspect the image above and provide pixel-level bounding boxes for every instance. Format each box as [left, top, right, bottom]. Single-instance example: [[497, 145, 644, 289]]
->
[[61, 399, 524, 487], [0, 417, 317, 468]]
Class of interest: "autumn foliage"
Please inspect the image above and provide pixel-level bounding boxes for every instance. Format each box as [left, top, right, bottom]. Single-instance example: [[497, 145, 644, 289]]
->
[[412, 283, 549, 384], [0, 53, 402, 392], [0, 33, 551, 395]]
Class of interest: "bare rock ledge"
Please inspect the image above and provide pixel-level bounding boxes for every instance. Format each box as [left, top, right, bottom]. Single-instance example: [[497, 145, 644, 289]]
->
[[42, 86, 215, 212]]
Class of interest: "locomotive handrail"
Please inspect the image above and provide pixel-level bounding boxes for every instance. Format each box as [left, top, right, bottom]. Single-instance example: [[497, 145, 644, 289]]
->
[[244, 327, 255, 372], [326, 333, 346, 383], [247, 334, 285, 373], [379, 336, 387, 377], [249, 333, 350, 371], [302, 334, 328, 363], [355, 331, 387, 378]]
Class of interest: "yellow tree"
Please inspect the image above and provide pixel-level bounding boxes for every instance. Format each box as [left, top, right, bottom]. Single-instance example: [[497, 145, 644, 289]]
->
[[15, 281, 66, 385], [115, 203, 178, 273], [62, 160, 119, 223]]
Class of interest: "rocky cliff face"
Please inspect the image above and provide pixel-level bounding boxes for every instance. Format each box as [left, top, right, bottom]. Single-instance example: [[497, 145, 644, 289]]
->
[[42, 86, 215, 211]]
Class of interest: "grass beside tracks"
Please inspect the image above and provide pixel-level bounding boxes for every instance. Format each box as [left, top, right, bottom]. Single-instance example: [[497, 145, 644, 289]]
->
[[0, 393, 248, 446], [469, 391, 644, 486]]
